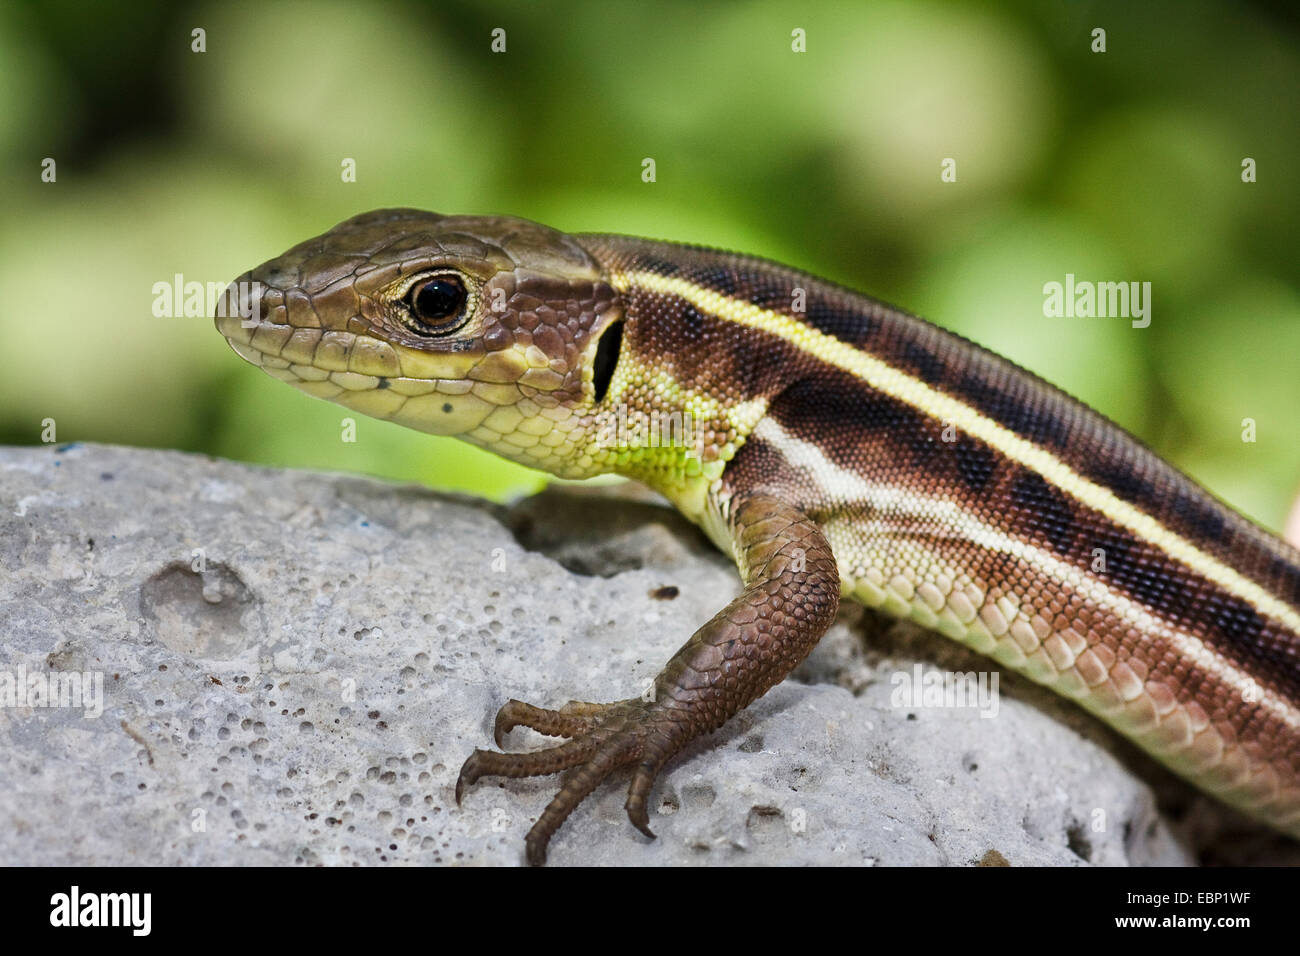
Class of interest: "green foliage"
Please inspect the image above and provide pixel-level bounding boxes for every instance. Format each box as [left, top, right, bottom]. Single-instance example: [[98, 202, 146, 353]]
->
[[1, 0, 1296, 524]]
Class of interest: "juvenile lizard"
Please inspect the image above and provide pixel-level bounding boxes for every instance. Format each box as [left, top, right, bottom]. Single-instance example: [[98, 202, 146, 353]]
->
[[216, 208, 1300, 863]]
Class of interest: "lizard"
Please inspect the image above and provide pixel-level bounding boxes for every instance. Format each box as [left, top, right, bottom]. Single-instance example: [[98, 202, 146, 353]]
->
[[215, 208, 1300, 864]]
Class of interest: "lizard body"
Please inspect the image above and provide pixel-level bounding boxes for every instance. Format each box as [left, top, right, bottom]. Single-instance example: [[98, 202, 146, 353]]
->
[[216, 208, 1300, 862]]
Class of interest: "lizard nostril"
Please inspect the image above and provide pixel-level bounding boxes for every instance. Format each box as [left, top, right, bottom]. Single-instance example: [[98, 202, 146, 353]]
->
[[238, 274, 266, 324], [214, 270, 279, 331]]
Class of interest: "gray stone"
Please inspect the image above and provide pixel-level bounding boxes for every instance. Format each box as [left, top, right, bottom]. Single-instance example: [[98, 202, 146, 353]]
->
[[0, 443, 1292, 866]]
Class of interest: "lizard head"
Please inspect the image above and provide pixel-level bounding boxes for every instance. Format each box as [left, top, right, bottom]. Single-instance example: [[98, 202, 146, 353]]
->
[[215, 208, 625, 479]]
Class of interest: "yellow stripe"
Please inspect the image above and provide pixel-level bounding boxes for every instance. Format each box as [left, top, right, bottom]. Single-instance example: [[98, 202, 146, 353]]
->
[[619, 269, 1300, 636], [754, 416, 1300, 728]]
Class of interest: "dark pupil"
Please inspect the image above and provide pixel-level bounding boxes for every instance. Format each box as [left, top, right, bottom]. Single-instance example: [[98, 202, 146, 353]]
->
[[412, 276, 465, 324]]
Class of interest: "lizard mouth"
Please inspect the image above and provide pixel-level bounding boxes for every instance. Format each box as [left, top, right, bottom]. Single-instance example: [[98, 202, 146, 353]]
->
[[213, 269, 391, 383], [212, 271, 288, 366], [212, 273, 503, 437]]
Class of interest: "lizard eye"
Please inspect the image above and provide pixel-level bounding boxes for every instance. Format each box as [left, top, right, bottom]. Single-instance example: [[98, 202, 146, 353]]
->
[[404, 274, 469, 335]]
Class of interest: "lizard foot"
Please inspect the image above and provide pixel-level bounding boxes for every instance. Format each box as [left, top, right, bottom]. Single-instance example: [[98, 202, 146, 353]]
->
[[454, 496, 840, 864], [455, 696, 677, 865]]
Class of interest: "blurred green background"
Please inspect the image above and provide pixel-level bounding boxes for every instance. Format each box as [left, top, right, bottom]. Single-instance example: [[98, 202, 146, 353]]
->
[[2, 0, 1298, 528]]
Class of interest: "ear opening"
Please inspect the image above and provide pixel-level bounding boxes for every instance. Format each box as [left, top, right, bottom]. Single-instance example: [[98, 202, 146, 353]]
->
[[591, 318, 624, 403]]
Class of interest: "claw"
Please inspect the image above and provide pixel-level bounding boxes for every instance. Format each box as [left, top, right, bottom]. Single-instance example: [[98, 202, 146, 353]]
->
[[458, 696, 680, 863], [525, 831, 549, 867], [493, 700, 527, 747], [455, 748, 490, 804], [624, 798, 655, 839], [625, 756, 664, 838]]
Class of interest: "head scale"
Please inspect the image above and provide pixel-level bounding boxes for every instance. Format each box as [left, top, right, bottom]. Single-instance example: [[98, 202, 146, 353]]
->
[[216, 209, 624, 478]]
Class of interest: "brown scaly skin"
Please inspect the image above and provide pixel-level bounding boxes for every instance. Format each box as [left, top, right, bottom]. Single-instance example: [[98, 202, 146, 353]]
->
[[217, 208, 1300, 863]]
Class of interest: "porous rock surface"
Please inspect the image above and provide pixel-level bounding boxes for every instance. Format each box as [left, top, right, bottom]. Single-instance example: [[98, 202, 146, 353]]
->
[[1, 443, 1292, 866]]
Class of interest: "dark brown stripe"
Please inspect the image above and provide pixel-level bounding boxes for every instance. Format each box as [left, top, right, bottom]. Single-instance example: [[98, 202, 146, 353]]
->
[[585, 233, 1300, 620], [757, 366, 1300, 704], [726, 403, 1300, 764], [953, 435, 998, 493], [1009, 469, 1075, 555]]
